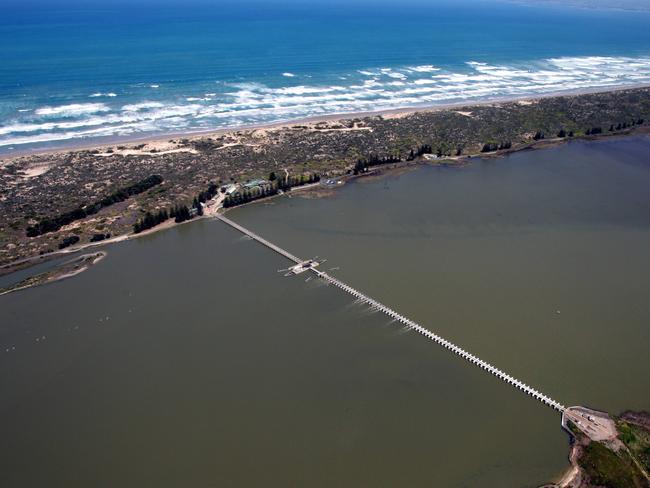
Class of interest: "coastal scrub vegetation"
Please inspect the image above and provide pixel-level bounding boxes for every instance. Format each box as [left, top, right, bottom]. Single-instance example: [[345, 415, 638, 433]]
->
[[617, 418, 650, 474], [2, 87, 649, 265], [26, 174, 163, 237], [578, 442, 645, 488]]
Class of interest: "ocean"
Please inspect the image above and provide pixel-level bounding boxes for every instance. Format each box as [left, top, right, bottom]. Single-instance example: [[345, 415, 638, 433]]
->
[[2, 0, 650, 152]]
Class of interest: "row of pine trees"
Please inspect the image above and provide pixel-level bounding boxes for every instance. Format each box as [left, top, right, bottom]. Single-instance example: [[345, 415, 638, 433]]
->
[[133, 182, 218, 233], [481, 118, 646, 153], [223, 173, 320, 208]]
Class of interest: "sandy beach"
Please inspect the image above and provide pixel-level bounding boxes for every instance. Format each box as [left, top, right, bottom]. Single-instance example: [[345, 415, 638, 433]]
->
[[3, 83, 649, 161]]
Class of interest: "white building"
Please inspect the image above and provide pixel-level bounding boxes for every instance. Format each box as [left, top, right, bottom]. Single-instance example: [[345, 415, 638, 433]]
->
[[223, 184, 238, 195]]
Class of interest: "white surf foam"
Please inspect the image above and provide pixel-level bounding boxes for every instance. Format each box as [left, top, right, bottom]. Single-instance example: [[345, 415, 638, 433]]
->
[[34, 103, 110, 117], [5, 55, 650, 149], [406, 65, 441, 73], [121, 102, 165, 112]]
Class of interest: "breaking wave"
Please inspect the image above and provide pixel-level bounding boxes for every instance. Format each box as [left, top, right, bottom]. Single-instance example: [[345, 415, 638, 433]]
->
[[34, 103, 110, 117], [2, 55, 650, 149], [89, 92, 117, 98]]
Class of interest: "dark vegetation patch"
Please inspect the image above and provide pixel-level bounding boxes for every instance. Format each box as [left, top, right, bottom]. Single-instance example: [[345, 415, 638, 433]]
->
[[618, 420, 650, 474], [223, 173, 320, 208], [578, 441, 646, 488], [58, 235, 79, 250], [25, 175, 163, 237]]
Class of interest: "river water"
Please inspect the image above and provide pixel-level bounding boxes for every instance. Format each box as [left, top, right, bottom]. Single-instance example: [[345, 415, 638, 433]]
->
[[1, 136, 649, 487]]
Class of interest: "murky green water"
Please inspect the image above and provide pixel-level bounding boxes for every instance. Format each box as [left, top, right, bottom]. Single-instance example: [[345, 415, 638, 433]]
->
[[1, 136, 649, 487]]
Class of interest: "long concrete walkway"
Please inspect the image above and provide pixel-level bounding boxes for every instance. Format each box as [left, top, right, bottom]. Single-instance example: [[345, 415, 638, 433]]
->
[[217, 214, 303, 264], [216, 213, 566, 413], [314, 269, 565, 412]]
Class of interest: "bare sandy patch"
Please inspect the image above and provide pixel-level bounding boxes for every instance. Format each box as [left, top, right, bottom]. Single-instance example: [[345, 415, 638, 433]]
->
[[215, 141, 262, 151], [21, 163, 54, 178], [98, 140, 198, 157], [305, 120, 372, 132], [381, 111, 414, 120]]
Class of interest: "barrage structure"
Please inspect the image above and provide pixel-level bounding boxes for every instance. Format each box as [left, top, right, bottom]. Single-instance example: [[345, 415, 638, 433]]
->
[[216, 213, 566, 413]]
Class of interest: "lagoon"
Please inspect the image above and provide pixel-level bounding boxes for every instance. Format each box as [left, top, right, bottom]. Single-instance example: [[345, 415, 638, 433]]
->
[[1, 136, 649, 486]]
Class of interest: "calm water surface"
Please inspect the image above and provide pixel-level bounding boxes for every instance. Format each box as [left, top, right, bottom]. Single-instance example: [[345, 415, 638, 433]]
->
[[1, 136, 649, 487]]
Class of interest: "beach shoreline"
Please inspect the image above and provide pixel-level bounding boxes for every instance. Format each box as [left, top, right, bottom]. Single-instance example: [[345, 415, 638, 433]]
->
[[2, 85, 648, 272], [3, 83, 649, 160]]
